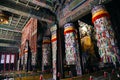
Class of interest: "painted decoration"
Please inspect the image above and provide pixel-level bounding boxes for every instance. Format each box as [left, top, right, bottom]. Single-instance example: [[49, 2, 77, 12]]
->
[[64, 23, 77, 65], [31, 52, 36, 66], [64, 23, 82, 75], [69, 0, 86, 10], [50, 24, 57, 80], [59, 0, 110, 26], [20, 18, 37, 68], [11, 55, 15, 63], [6, 55, 10, 63], [1, 54, 5, 64], [42, 37, 51, 71], [92, 5, 119, 63]]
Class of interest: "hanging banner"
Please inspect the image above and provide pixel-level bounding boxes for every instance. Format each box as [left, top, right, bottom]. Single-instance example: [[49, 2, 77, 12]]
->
[[42, 37, 51, 66], [6, 55, 10, 63], [92, 5, 119, 63], [1, 54, 5, 64], [50, 24, 57, 80], [31, 52, 36, 66], [11, 55, 15, 63], [64, 23, 82, 75], [64, 23, 77, 65]]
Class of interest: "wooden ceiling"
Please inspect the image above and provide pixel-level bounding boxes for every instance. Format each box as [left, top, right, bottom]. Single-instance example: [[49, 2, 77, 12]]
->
[[0, 0, 61, 52]]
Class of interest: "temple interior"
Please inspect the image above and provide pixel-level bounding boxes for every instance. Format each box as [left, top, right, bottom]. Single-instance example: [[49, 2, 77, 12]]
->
[[0, 0, 120, 80]]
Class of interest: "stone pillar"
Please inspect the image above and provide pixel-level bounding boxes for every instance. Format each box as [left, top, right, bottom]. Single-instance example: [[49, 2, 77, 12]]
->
[[92, 5, 119, 64], [64, 23, 82, 76], [42, 37, 51, 72], [50, 24, 57, 80]]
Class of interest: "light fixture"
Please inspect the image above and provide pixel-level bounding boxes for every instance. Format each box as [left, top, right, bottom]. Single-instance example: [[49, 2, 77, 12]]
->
[[0, 10, 9, 24]]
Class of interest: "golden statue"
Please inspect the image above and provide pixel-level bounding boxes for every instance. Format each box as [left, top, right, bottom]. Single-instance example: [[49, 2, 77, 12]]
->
[[78, 20, 98, 72]]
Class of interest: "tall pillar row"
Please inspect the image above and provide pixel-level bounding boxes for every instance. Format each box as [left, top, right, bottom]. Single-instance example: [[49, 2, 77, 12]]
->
[[92, 5, 120, 64]]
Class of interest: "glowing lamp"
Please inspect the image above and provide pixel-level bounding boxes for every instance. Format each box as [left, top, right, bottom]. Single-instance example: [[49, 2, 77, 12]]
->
[[0, 10, 9, 24]]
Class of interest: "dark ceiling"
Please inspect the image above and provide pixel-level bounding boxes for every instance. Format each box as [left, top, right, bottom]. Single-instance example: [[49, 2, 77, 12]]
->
[[0, 0, 65, 53]]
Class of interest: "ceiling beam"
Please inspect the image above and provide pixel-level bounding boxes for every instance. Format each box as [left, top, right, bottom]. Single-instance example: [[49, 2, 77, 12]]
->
[[29, 0, 53, 11], [0, 27, 21, 33], [15, 15, 23, 28], [0, 46, 19, 53], [0, 38, 21, 48], [8, 14, 13, 26], [0, 43, 18, 47], [0, 0, 55, 23], [0, 38, 21, 43]]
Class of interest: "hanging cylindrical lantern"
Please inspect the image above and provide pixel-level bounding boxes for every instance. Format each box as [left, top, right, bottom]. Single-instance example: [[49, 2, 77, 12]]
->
[[50, 24, 57, 80], [92, 5, 119, 63], [42, 37, 51, 71], [64, 23, 77, 65]]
